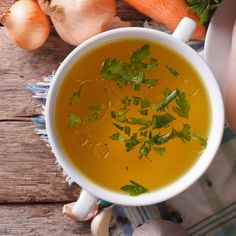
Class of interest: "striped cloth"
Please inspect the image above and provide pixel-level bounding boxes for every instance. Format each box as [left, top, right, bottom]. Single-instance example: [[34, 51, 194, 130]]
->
[[26, 24, 236, 236]]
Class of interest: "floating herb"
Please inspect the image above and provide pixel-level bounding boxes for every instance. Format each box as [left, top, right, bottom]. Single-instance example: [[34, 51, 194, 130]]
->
[[84, 112, 99, 122], [109, 132, 124, 141], [151, 113, 176, 129], [158, 89, 180, 111], [147, 58, 158, 71], [70, 85, 83, 104], [192, 132, 207, 148], [121, 180, 148, 196], [172, 124, 192, 143], [100, 44, 158, 90], [139, 109, 148, 116], [124, 133, 140, 152], [139, 142, 151, 159], [129, 117, 150, 126], [131, 44, 151, 68], [152, 146, 166, 156], [166, 65, 179, 78], [68, 113, 81, 128], [141, 98, 150, 109], [132, 96, 141, 105], [173, 92, 190, 119], [88, 105, 104, 111]]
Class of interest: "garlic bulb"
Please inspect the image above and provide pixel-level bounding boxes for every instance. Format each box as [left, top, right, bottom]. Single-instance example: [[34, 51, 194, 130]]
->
[[0, 0, 50, 50], [38, 0, 116, 46], [91, 206, 113, 236]]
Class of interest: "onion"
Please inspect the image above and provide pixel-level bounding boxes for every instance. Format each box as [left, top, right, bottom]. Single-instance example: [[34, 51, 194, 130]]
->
[[0, 0, 51, 50], [37, 0, 116, 46]]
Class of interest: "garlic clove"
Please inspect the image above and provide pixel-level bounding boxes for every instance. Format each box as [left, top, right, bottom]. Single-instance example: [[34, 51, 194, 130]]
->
[[63, 202, 99, 222], [91, 206, 113, 236], [38, 0, 116, 46], [132, 219, 188, 236]]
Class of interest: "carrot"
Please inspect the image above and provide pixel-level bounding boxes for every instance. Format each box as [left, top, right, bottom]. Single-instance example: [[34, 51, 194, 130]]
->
[[124, 0, 206, 41]]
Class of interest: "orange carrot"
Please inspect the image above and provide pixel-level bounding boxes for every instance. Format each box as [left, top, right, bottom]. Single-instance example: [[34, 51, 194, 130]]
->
[[124, 0, 206, 41]]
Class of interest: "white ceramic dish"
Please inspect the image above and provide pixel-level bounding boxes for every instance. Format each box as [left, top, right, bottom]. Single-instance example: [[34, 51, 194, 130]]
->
[[46, 18, 224, 219], [204, 0, 236, 98]]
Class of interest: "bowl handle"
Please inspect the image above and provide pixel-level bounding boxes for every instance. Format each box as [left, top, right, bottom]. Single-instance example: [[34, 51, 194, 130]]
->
[[72, 189, 98, 219], [172, 17, 197, 43]]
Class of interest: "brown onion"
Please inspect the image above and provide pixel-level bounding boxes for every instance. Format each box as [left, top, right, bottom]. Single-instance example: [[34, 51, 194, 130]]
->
[[0, 0, 51, 50], [38, 0, 116, 46]]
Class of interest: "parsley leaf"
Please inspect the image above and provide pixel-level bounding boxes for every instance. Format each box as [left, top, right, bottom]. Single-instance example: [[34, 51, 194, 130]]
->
[[187, 0, 221, 24], [157, 89, 180, 111], [192, 132, 207, 148], [70, 86, 83, 104], [152, 146, 166, 156], [109, 132, 125, 141], [172, 124, 192, 143], [101, 44, 158, 90], [129, 117, 150, 126], [131, 44, 151, 68], [139, 142, 151, 159], [147, 58, 158, 71], [151, 113, 176, 129], [124, 133, 140, 152], [152, 133, 172, 144], [141, 98, 150, 109], [84, 112, 99, 122], [88, 105, 104, 110], [166, 65, 179, 78], [173, 92, 190, 119], [121, 180, 148, 196], [68, 113, 81, 128], [139, 109, 148, 116]]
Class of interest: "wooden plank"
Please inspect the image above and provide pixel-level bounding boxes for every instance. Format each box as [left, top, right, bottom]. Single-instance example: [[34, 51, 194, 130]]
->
[[0, 121, 80, 203], [0, 203, 92, 235], [0, 28, 74, 119]]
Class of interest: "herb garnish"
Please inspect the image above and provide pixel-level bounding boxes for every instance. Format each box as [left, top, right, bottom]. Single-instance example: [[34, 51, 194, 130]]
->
[[84, 112, 99, 122], [68, 113, 81, 128], [173, 92, 190, 119], [109, 91, 207, 160], [121, 180, 148, 196], [166, 65, 179, 78], [88, 105, 104, 111], [100, 44, 158, 90], [70, 85, 83, 104]]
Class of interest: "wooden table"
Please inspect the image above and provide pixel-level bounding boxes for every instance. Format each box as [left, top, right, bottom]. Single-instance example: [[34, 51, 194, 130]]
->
[[0, 1, 147, 235]]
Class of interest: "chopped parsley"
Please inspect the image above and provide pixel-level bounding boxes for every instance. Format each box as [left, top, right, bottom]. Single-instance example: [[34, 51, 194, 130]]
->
[[100, 44, 158, 90], [88, 105, 104, 111], [68, 113, 81, 128], [166, 65, 179, 78], [121, 180, 148, 196]]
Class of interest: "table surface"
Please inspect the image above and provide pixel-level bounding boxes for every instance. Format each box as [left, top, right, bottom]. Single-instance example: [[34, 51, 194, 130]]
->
[[0, 1, 147, 235]]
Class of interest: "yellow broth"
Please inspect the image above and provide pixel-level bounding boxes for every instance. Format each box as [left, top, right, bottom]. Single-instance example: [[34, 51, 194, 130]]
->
[[55, 39, 210, 193]]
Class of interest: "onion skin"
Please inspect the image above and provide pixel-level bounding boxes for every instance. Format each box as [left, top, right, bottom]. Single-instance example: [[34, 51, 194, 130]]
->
[[226, 20, 236, 133], [0, 0, 51, 50], [38, 0, 116, 46]]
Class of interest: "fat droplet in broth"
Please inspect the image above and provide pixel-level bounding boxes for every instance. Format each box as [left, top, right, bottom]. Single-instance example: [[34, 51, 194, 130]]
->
[[182, 80, 199, 96], [94, 143, 109, 159], [72, 130, 88, 146]]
